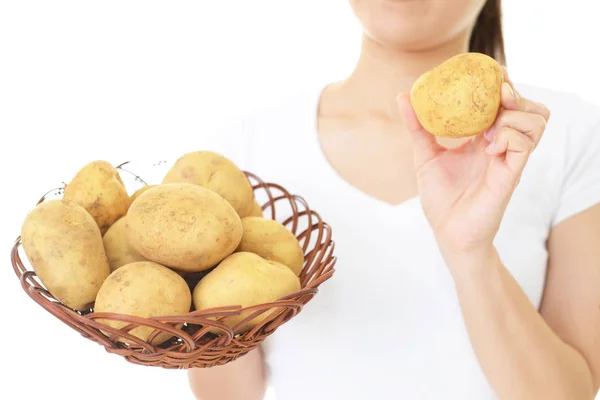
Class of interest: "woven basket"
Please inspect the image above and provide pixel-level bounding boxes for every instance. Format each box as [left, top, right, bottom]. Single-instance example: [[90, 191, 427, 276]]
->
[[11, 161, 336, 369]]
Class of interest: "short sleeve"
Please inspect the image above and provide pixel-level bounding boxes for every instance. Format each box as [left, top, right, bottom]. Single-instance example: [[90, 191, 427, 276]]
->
[[552, 99, 600, 226]]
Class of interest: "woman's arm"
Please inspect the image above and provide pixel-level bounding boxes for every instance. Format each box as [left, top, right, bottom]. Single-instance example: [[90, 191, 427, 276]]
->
[[188, 348, 266, 400], [398, 69, 600, 399], [447, 204, 600, 400]]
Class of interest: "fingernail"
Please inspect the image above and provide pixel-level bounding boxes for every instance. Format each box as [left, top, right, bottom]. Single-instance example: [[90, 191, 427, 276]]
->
[[486, 142, 497, 154], [505, 82, 517, 101], [397, 92, 409, 104], [484, 126, 496, 141]]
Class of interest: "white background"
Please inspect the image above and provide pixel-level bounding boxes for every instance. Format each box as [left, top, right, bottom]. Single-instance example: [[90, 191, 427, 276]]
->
[[1, 1, 598, 399]]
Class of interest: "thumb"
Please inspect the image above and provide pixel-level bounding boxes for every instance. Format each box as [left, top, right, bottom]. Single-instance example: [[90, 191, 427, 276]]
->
[[397, 93, 442, 166]]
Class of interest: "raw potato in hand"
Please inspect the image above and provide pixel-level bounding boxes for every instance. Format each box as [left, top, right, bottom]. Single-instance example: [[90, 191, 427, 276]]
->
[[237, 217, 304, 276], [410, 52, 504, 138], [162, 151, 254, 217], [20, 200, 110, 310], [63, 160, 130, 234], [94, 261, 191, 344], [126, 183, 243, 272], [193, 252, 301, 333], [103, 217, 147, 271]]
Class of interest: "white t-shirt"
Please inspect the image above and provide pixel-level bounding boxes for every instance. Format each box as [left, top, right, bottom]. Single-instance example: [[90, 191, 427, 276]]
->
[[206, 83, 600, 399]]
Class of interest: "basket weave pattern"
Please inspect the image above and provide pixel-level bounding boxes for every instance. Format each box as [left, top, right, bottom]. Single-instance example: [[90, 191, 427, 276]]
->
[[11, 168, 336, 369]]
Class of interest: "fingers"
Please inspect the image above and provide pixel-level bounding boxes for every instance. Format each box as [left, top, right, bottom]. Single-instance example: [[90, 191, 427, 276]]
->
[[486, 126, 535, 171], [486, 109, 547, 149], [397, 93, 444, 167], [485, 69, 550, 158], [500, 81, 551, 121]]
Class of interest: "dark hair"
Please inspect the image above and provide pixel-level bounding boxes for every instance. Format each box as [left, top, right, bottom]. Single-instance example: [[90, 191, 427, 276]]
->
[[469, 0, 505, 65]]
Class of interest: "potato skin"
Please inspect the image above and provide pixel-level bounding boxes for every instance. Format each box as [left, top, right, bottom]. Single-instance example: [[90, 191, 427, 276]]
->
[[102, 217, 147, 271], [63, 160, 129, 234], [193, 252, 301, 333], [94, 261, 191, 344], [129, 185, 157, 208], [248, 199, 263, 217], [126, 183, 243, 272], [162, 151, 254, 217], [237, 217, 304, 276], [410, 52, 504, 138], [20, 199, 110, 310]]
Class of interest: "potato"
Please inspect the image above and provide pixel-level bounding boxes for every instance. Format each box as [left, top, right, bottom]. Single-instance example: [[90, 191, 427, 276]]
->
[[126, 183, 243, 272], [102, 217, 147, 271], [63, 160, 129, 234], [162, 151, 254, 217], [129, 185, 157, 207], [193, 252, 301, 333], [20, 199, 110, 310], [94, 261, 191, 344], [237, 217, 304, 276], [410, 52, 504, 138], [248, 199, 263, 217]]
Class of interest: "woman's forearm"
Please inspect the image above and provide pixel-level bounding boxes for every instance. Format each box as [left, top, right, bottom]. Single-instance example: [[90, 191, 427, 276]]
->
[[449, 249, 595, 400]]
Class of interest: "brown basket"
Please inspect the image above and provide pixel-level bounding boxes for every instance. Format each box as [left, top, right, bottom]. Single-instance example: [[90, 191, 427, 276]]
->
[[10, 163, 336, 369]]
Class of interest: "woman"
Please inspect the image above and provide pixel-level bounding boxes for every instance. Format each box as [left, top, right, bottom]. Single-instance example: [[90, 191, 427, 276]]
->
[[190, 0, 600, 398]]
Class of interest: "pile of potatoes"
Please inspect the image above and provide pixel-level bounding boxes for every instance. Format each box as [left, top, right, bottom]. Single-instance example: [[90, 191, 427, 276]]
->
[[20, 151, 304, 344]]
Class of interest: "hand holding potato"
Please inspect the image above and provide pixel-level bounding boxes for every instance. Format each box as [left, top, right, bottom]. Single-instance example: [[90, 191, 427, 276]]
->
[[398, 56, 550, 272]]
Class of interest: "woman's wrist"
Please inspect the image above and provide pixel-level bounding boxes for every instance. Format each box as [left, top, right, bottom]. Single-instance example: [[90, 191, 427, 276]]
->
[[439, 243, 502, 283]]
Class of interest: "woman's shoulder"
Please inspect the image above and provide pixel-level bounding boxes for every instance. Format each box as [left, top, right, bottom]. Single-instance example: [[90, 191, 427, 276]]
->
[[514, 82, 600, 159], [513, 83, 600, 226]]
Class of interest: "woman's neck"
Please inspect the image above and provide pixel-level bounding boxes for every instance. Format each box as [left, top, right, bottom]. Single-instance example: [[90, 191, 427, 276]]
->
[[339, 34, 471, 120]]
